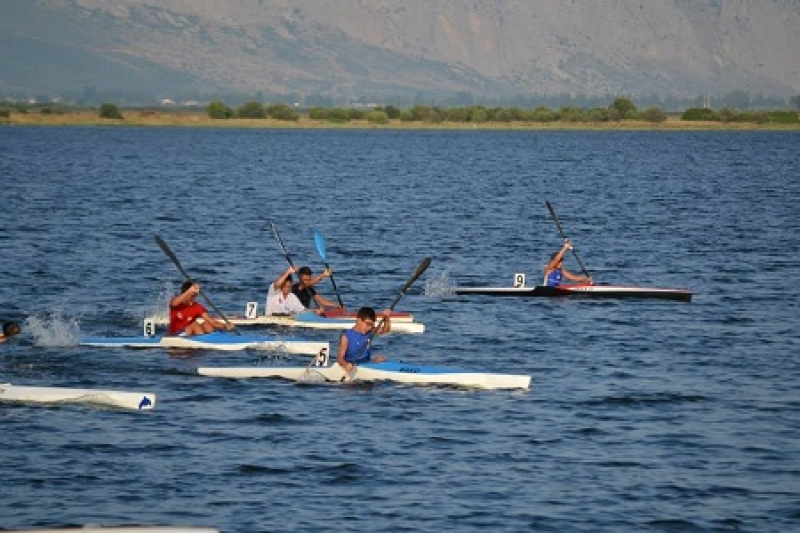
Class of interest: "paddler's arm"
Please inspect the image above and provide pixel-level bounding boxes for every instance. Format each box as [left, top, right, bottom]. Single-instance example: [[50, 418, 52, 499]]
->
[[170, 283, 199, 307], [376, 309, 391, 335], [336, 333, 354, 373]]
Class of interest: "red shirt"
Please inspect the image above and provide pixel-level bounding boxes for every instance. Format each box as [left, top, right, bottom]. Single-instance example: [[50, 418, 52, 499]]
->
[[168, 301, 207, 335]]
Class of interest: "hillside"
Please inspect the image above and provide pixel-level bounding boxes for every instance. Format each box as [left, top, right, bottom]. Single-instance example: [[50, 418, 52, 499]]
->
[[1, 0, 799, 103]]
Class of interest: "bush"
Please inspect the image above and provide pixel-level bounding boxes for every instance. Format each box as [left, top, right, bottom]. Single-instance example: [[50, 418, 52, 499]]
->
[[327, 108, 349, 123], [308, 107, 329, 120], [766, 110, 800, 124], [99, 103, 123, 119], [236, 101, 266, 119], [0, 108, 9, 119], [266, 103, 299, 121], [639, 107, 666, 123], [682, 108, 716, 121], [366, 110, 389, 124], [207, 101, 233, 119]]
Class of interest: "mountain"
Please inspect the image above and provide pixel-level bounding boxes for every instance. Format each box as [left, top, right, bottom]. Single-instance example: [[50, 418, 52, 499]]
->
[[1, 0, 799, 104]]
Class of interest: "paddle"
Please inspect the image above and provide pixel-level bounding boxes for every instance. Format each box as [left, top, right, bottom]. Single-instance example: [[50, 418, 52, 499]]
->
[[268, 220, 319, 309], [545, 201, 591, 279], [154, 235, 239, 335], [312, 228, 345, 309], [339, 256, 432, 382]]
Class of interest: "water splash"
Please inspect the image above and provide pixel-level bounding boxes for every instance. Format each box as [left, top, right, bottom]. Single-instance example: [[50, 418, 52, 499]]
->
[[423, 269, 457, 297], [135, 280, 175, 323], [25, 311, 81, 347]]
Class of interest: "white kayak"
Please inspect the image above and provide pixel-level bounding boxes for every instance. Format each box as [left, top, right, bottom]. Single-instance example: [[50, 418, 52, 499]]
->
[[0, 383, 156, 411], [79, 331, 329, 356], [2, 526, 219, 533], [198, 360, 531, 391], [144, 308, 424, 334]]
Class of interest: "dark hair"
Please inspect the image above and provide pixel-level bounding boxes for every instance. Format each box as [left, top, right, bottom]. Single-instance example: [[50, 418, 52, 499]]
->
[[181, 280, 196, 293], [356, 307, 376, 321], [298, 266, 313, 277], [3, 321, 21, 337]]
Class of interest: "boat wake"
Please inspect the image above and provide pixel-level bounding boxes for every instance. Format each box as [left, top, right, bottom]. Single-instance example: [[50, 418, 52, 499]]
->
[[25, 311, 81, 347]]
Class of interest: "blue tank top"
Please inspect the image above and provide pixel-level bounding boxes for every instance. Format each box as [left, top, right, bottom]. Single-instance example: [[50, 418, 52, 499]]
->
[[545, 268, 563, 287], [343, 329, 372, 363]]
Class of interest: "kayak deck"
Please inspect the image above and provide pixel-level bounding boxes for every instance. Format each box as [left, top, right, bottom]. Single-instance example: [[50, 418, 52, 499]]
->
[[80, 331, 329, 355], [143, 310, 424, 334], [0, 383, 156, 411], [199, 360, 531, 390], [454, 284, 693, 302]]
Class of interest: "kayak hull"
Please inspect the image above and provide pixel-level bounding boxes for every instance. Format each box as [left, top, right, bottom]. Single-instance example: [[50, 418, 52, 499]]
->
[[80, 331, 329, 355], [144, 310, 424, 334], [454, 284, 692, 302], [198, 360, 531, 390], [0, 383, 156, 410]]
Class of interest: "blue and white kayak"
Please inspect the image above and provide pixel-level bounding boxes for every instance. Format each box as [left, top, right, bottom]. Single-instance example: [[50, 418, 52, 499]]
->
[[198, 360, 531, 390], [0, 383, 156, 411], [79, 331, 329, 356], [144, 308, 424, 334]]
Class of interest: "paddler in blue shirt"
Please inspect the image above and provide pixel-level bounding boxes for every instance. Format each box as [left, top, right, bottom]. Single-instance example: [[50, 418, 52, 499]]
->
[[544, 239, 593, 286], [336, 307, 391, 373]]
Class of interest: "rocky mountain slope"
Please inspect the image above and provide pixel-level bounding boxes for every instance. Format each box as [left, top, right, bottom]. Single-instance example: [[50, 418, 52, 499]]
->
[[1, 0, 798, 101]]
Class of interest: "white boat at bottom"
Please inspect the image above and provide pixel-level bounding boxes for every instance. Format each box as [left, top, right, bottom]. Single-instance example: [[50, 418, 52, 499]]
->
[[198, 360, 531, 390], [2, 526, 219, 533], [0, 383, 156, 410]]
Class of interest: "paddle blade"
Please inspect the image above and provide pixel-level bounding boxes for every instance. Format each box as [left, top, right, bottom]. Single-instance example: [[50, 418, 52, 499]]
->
[[313, 229, 327, 261]]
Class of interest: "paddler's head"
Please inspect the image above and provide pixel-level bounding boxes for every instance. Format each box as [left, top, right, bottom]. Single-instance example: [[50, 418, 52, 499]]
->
[[181, 280, 200, 298], [297, 266, 313, 287], [2, 321, 21, 338], [355, 307, 377, 332]]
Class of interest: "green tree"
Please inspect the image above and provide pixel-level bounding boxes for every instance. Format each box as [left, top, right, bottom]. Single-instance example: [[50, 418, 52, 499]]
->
[[384, 105, 401, 119], [266, 103, 299, 121], [609, 96, 637, 118], [236, 101, 266, 119], [0, 108, 10, 119], [327, 108, 349, 123], [308, 107, 329, 120], [681, 108, 716, 121], [207, 101, 233, 119], [366, 110, 389, 124], [99, 103, 123, 119], [639, 107, 666, 123]]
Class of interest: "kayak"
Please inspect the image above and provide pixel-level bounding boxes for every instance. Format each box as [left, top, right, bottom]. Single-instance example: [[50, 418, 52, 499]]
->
[[453, 284, 693, 302], [79, 331, 329, 355], [211, 311, 424, 334], [144, 308, 424, 334], [0, 383, 156, 411], [198, 360, 531, 390], [2, 528, 217, 533]]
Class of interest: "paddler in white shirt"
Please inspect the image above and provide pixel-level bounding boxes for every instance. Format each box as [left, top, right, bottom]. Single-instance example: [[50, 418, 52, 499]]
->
[[265, 266, 307, 316]]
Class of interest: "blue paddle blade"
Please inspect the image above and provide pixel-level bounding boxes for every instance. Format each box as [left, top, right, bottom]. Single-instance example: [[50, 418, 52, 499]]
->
[[313, 229, 327, 261]]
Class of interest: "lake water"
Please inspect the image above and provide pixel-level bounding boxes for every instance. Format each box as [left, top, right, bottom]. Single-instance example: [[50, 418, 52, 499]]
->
[[1, 127, 799, 532]]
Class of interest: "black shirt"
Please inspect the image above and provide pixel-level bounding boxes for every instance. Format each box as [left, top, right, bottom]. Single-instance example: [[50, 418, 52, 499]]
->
[[292, 283, 317, 308]]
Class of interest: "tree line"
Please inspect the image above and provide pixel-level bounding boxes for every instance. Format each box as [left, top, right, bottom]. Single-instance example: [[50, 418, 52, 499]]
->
[[2, 97, 798, 125]]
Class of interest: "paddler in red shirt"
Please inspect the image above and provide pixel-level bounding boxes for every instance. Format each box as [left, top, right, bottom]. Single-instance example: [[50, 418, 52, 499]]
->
[[168, 280, 234, 336]]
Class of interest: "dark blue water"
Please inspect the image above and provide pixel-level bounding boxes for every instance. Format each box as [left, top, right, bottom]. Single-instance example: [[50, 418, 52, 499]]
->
[[1, 127, 799, 532]]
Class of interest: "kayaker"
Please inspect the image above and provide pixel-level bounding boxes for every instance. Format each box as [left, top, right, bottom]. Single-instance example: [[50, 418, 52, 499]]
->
[[337, 306, 391, 373], [292, 266, 344, 312], [0, 321, 21, 342], [265, 265, 307, 316], [544, 239, 593, 286], [168, 280, 234, 336]]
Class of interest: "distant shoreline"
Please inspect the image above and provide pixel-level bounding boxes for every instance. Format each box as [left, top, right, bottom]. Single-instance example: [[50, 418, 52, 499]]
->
[[3, 110, 800, 131]]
